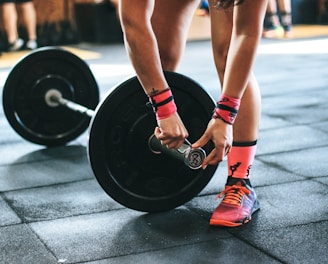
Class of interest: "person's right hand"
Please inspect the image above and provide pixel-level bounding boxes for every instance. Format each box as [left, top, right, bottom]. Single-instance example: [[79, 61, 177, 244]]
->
[[154, 112, 189, 149]]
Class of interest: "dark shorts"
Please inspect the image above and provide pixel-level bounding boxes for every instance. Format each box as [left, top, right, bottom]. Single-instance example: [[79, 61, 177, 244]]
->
[[0, 0, 33, 3]]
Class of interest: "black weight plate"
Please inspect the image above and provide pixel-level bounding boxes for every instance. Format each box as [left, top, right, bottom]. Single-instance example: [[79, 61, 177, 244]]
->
[[88, 71, 218, 212], [2, 46, 99, 146]]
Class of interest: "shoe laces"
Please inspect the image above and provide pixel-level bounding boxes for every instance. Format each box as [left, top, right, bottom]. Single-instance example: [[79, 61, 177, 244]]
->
[[216, 183, 251, 206]]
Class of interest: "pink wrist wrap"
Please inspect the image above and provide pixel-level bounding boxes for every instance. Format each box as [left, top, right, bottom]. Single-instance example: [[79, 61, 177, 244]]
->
[[212, 94, 240, 125], [148, 88, 177, 120]]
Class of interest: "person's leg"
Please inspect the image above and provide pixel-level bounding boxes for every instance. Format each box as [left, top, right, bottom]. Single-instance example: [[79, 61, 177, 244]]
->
[[17, 0, 37, 49], [277, 0, 293, 38], [262, 0, 284, 38], [1, 1, 24, 50], [210, 6, 261, 144], [119, 0, 198, 91], [151, 0, 200, 71], [119, 0, 168, 92], [266, 0, 280, 27], [208, 3, 261, 227]]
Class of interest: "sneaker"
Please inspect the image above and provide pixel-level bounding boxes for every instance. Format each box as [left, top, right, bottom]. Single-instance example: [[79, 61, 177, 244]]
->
[[262, 26, 284, 38], [210, 178, 260, 227], [26, 39, 38, 50], [8, 38, 24, 51]]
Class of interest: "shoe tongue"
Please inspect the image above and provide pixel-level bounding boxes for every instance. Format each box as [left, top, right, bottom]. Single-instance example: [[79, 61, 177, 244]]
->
[[226, 178, 247, 186]]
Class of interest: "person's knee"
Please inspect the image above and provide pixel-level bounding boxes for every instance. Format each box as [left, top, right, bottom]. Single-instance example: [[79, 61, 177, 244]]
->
[[213, 42, 230, 75], [159, 46, 181, 71]]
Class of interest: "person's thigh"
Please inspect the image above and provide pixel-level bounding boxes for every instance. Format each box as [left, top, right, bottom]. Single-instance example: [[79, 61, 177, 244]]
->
[[152, 0, 199, 70]]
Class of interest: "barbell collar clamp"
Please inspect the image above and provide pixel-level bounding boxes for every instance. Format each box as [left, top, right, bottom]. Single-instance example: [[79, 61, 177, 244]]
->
[[45, 89, 95, 117]]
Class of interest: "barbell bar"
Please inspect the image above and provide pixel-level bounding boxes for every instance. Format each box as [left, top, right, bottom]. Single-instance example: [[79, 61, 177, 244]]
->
[[43, 83, 206, 170], [46, 83, 207, 170]]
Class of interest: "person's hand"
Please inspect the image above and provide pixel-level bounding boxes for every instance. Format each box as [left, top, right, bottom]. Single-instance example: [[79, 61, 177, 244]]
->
[[154, 112, 189, 149], [192, 118, 233, 169]]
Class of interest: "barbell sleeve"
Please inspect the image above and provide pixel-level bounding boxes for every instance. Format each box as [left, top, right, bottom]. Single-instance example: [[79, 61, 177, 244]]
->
[[148, 134, 206, 170]]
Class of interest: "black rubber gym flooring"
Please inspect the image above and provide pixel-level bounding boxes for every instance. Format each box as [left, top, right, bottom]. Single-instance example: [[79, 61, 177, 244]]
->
[[0, 31, 328, 263]]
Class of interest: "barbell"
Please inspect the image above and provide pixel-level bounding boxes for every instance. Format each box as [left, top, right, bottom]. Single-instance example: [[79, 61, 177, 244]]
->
[[2, 47, 218, 212]]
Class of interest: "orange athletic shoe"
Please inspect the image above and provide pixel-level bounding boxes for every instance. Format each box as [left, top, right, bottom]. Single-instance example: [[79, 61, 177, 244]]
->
[[210, 178, 260, 227]]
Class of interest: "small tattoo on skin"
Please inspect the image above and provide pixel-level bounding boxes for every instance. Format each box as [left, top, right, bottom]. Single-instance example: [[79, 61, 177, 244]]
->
[[150, 88, 159, 96]]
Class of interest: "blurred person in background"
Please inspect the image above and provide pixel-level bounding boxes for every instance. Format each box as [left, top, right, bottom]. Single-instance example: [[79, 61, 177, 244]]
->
[[262, 0, 293, 38], [0, 0, 38, 51]]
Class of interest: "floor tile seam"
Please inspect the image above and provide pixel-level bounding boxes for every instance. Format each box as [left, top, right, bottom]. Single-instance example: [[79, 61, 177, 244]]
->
[[76, 237, 235, 264], [258, 123, 294, 132], [260, 116, 328, 128], [311, 177, 328, 187], [227, 230, 287, 264], [0, 139, 27, 146], [20, 207, 127, 225], [24, 222, 59, 262], [183, 206, 236, 234], [261, 91, 327, 99], [0, 152, 89, 167], [256, 169, 322, 186], [0, 177, 95, 195], [243, 219, 328, 234], [240, 210, 328, 253], [194, 177, 306, 198], [259, 121, 328, 134], [0, 221, 23, 229], [260, 87, 328, 98], [259, 86, 328, 98], [0, 193, 34, 225], [21, 206, 226, 230], [197, 175, 325, 201], [303, 219, 328, 227], [255, 144, 328, 159], [0, 193, 24, 225], [308, 124, 328, 135], [258, 121, 328, 132], [254, 157, 306, 178], [0, 207, 125, 228]]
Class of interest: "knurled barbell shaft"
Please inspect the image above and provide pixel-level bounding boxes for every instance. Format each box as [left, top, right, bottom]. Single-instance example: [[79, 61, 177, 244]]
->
[[57, 97, 95, 117]]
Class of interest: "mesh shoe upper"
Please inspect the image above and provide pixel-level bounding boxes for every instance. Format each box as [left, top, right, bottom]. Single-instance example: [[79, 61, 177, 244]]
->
[[210, 178, 260, 227]]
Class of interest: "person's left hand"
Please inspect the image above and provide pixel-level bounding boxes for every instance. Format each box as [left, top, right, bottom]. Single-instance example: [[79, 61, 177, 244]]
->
[[192, 118, 233, 169]]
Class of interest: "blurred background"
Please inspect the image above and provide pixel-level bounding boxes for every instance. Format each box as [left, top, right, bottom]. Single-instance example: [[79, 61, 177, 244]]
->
[[0, 0, 327, 52]]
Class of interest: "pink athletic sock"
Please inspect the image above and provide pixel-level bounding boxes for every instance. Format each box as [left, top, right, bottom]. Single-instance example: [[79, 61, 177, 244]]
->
[[227, 141, 257, 179]]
